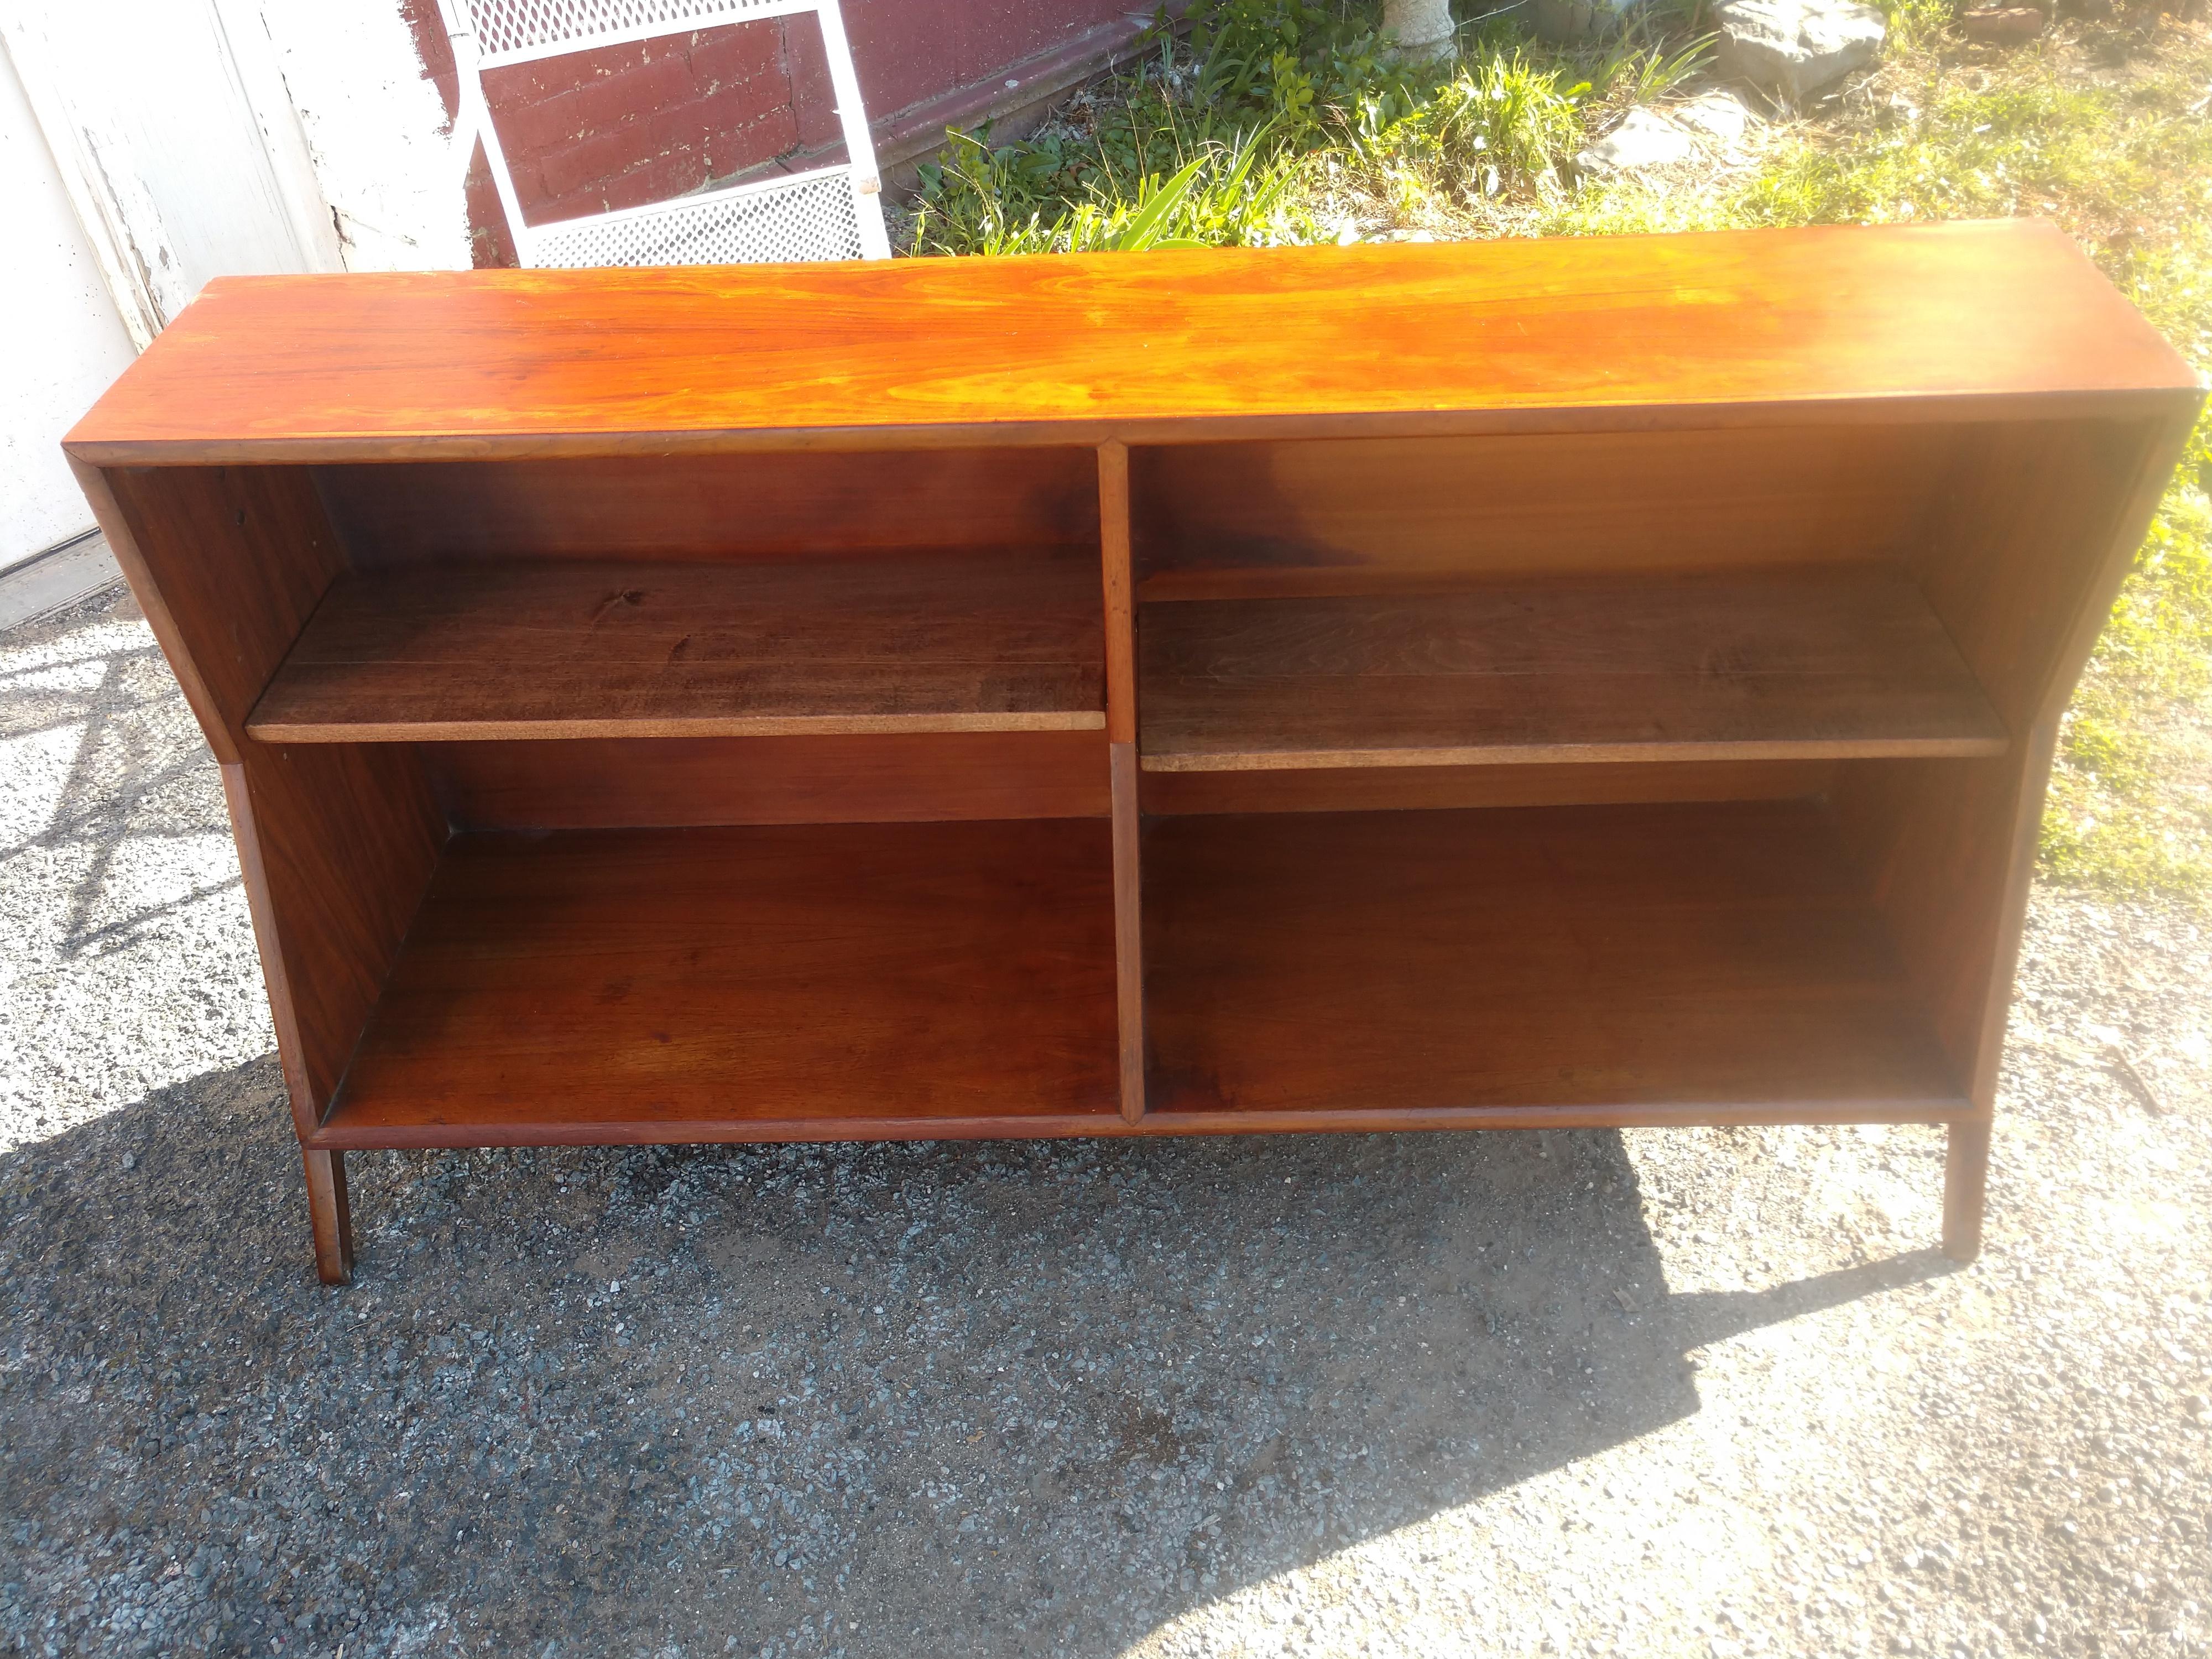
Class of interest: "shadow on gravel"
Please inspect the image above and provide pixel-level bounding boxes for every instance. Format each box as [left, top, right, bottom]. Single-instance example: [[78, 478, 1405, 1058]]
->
[[0, 614, 239, 959], [0, 1056, 1953, 1658]]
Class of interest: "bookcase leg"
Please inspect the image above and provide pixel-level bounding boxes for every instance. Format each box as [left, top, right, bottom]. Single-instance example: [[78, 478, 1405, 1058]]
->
[[1941, 1120, 1991, 1264], [303, 1149, 355, 1285]]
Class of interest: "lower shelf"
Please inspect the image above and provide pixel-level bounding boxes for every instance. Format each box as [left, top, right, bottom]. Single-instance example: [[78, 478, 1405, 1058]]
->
[[1142, 801, 1968, 1125], [315, 819, 1121, 1147]]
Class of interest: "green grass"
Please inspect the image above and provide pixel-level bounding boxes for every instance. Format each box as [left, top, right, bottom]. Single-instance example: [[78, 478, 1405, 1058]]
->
[[908, 3, 2212, 900]]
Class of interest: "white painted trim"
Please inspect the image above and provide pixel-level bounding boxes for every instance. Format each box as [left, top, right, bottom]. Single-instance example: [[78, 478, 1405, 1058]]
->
[[816, 0, 890, 257], [469, 0, 826, 68], [533, 161, 855, 239], [439, 0, 535, 262]]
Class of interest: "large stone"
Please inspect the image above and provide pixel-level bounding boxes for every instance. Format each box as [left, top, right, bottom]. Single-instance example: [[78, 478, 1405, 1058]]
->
[[1715, 0, 1887, 102], [1574, 91, 1760, 174], [1575, 107, 1698, 174], [1671, 88, 1759, 145]]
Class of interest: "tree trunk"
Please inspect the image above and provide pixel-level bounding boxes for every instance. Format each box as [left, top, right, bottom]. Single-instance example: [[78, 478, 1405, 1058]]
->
[[1383, 0, 1458, 60]]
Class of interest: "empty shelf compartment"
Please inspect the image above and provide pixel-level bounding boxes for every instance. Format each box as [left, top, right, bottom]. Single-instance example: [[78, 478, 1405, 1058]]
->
[[1143, 800, 1968, 1124], [250, 551, 1107, 742], [1139, 564, 2006, 770], [315, 818, 1121, 1145]]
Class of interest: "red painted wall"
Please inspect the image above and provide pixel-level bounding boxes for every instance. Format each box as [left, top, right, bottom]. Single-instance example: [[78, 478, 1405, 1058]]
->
[[403, 0, 1142, 265]]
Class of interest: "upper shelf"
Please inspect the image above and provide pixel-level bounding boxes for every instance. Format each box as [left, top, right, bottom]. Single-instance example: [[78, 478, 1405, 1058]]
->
[[65, 223, 2199, 465], [1139, 564, 2007, 771], [247, 552, 1105, 743]]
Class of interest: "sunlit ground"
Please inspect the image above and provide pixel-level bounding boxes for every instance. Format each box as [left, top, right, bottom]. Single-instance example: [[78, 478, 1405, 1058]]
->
[[0, 589, 267, 1153]]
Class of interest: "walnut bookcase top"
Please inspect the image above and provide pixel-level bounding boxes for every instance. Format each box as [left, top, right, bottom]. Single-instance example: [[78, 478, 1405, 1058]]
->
[[65, 220, 2197, 466]]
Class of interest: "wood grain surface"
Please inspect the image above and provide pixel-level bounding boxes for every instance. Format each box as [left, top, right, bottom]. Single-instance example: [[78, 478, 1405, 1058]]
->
[[1129, 424, 1956, 596], [319, 820, 1121, 1144], [66, 223, 2197, 465], [317, 448, 1101, 563], [1139, 564, 2008, 770], [429, 732, 1111, 828], [1142, 802, 1967, 1119], [248, 552, 1107, 742]]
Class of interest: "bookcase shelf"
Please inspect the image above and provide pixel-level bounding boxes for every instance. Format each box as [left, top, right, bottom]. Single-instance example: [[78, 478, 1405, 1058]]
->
[[314, 820, 1121, 1147], [1142, 801, 1965, 1124], [248, 551, 1105, 743], [65, 222, 2201, 1282], [1139, 565, 2008, 771]]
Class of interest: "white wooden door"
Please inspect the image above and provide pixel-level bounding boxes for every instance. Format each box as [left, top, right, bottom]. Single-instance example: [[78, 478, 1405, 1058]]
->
[[3, 1, 342, 348], [1, 1, 349, 570], [0, 46, 138, 570]]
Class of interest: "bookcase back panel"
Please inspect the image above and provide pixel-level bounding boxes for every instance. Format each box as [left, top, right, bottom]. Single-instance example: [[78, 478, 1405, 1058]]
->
[[427, 732, 1112, 830], [317, 447, 1102, 565], [1130, 424, 1957, 598]]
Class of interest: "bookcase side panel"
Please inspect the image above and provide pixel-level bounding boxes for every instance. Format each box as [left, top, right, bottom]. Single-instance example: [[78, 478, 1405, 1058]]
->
[[1834, 411, 2200, 1107], [87, 463, 446, 1133], [227, 745, 446, 1130], [76, 462, 346, 763]]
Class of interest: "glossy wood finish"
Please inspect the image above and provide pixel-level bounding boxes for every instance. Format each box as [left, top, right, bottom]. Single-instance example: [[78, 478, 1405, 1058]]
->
[[1144, 803, 1966, 1121], [303, 1149, 354, 1286], [1944, 1121, 1993, 1260], [68, 229, 2201, 1279], [1833, 414, 2196, 1227], [65, 223, 2195, 466], [81, 465, 446, 1150], [221, 749, 446, 1129], [1099, 442, 1146, 1123], [317, 448, 1100, 564], [76, 462, 349, 764], [248, 554, 1106, 742], [1130, 425, 1957, 598], [429, 732, 1110, 830], [1140, 566, 2008, 771], [1098, 442, 1138, 747], [1111, 744, 1146, 1124], [317, 821, 1120, 1146]]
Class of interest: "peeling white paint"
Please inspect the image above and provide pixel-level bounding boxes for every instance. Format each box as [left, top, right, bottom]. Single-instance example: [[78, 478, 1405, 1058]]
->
[[3, 0, 468, 562], [251, 0, 472, 272]]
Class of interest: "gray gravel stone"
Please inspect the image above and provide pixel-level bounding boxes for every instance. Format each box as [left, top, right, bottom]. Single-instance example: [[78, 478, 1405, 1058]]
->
[[3, 587, 2209, 1656]]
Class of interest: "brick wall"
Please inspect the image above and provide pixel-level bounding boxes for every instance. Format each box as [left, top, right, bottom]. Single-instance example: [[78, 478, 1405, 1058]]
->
[[403, 0, 1147, 266]]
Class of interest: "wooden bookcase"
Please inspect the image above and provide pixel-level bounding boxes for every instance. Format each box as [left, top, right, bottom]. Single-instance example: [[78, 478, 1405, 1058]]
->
[[66, 223, 2201, 1284]]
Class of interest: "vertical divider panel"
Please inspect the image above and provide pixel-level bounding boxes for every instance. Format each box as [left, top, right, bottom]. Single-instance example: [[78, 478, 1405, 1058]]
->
[[1099, 441, 1146, 1123]]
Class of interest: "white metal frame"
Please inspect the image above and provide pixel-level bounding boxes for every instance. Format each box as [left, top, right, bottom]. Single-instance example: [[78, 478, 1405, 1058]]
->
[[437, 0, 889, 268]]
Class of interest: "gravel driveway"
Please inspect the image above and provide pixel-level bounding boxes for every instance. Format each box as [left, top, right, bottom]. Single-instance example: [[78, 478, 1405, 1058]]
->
[[3, 587, 2208, 1658]]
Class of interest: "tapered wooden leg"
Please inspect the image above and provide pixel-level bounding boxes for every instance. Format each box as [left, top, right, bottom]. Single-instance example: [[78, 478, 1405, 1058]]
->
[[1942, 1120, 1991, 1264], [303, 1148, 354, 1285]]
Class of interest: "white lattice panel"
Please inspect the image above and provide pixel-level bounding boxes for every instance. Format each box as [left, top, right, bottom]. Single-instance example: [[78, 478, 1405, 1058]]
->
[[528, 174, 863, 268], [457, 0, 792, 59]]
